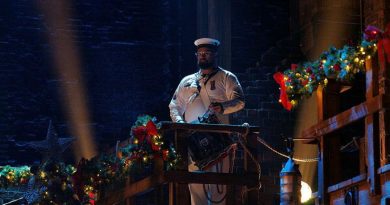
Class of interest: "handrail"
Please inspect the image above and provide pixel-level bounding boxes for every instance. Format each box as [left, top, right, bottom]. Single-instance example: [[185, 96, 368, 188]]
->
[[96, 122, 260, 205]]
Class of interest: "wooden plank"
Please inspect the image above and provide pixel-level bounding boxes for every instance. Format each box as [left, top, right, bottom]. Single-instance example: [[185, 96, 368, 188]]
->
[[160, 121, 260, 134], [163, 171, 259, 185], [302, 94, 390, 139], [175, 129, 189, 205], [378, 164, 390, 174], [96, 174, 164, 205], [327, 174, 366, 193]]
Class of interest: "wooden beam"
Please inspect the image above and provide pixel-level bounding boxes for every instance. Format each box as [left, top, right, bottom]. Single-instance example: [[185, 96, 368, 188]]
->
[[302, 94, 390, 140], [163, 171, 259, 185], [96, 174, 164, 205], [160, 121, 260, 134]]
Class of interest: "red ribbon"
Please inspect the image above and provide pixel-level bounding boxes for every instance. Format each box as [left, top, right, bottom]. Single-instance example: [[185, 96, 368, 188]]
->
[[273, 72, 291, 110], [364, 23, 390, 67], [132, 120, 158, 143]]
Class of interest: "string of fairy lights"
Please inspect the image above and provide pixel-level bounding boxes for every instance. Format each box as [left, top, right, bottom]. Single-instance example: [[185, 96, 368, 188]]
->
[[0, 115, 180, 204], [275, 24, 388, 110]]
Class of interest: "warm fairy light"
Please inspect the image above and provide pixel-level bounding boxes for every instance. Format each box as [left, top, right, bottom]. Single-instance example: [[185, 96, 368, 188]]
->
[[368, 55, 371, 59], [143, 157, 148, 162], [360, 47, 364, 52], [354, 58, 359, 62], [324, 78, 328, 85], [322, 60, 326, 63], [301, 181, 312, 203], [374, 43, 377, 47], [362, 51, 366, 55], [279, 99, 282, 103], [284, 77, 288, 80], [133, 139, 138, 144], [345, 65, 350, 71]]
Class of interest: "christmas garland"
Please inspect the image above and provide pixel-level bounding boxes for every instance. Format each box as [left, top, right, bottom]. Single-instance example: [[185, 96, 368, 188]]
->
[[0, 115, 180, 204], [274, 24, 390, 110]]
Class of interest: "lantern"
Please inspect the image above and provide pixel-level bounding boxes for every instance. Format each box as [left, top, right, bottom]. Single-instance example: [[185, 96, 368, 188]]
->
[[280, 158, 302, 205]]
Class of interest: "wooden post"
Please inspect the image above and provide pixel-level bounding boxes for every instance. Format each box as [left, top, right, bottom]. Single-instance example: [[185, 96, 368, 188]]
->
[[366, 54, 381, 197], [175, 129, 189, 205], [316, 81, 341, 205], [244, 133, 259, 204], [125, 177, 136, 205], [154, 158, 164, 205]]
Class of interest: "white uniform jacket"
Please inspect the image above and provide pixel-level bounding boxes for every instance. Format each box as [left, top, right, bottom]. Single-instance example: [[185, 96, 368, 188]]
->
[[169, 67, 245, 124]]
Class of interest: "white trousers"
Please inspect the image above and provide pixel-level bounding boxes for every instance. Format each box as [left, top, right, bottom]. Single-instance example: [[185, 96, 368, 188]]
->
[[188, 156, 230, 205]]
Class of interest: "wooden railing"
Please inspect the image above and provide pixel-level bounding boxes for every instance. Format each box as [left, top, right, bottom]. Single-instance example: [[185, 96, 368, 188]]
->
[[96, 121, 261, 205]]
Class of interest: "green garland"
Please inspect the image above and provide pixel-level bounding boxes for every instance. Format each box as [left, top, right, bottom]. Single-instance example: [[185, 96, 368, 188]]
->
[[0, 115, 180, 204], [280, 37, 377, 107]]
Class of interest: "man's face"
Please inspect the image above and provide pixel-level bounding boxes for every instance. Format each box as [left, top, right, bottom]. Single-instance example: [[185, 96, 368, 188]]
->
[[196, 47, 216, 69]]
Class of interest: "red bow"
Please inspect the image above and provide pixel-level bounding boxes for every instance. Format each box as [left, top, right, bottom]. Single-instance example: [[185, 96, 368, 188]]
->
[[132, 120, 158, 143], [273, 72, 291, 110], [364, 24, 390, 67]]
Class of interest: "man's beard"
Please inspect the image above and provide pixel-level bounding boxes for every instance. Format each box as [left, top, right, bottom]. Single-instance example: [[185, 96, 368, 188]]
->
[[198, 59, 214, 69]]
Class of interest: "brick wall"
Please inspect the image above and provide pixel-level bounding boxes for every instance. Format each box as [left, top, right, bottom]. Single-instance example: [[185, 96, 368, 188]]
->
[[230, 1, 295, 204], [0, 0, 197, 165]]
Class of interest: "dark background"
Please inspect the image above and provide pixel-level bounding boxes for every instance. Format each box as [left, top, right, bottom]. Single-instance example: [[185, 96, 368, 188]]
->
[[0, 0, 290, 166]]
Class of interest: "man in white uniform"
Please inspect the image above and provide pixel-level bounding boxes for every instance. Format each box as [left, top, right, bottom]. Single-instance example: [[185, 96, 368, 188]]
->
[[169, 38, 245, 205]]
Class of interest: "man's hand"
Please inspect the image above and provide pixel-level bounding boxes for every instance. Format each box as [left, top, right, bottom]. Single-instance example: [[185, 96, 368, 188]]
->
[[209, 102, 223, 113]]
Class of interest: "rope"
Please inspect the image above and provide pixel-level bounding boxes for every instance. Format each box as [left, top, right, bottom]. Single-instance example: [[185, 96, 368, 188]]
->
[[256, 137, 319, 162], [203, 149, 236, 204], [238, 123, 261, 204]]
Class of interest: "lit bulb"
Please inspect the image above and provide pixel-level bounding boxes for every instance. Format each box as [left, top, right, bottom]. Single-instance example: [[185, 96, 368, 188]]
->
[[301, 181, 312, 203], [354, 58, 359, 62]]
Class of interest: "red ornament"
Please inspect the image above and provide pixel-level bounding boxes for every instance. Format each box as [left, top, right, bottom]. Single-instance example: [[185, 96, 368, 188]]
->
[[162, 150, 168, 161], [306, 67, 312, 74], [310, 73, 316, 80], [89, 193, 95, 205], [291, 63, 298, 71], [333, 64, 341, 72], [364, 25, 381, 41], [301, 79, 309, 86]]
